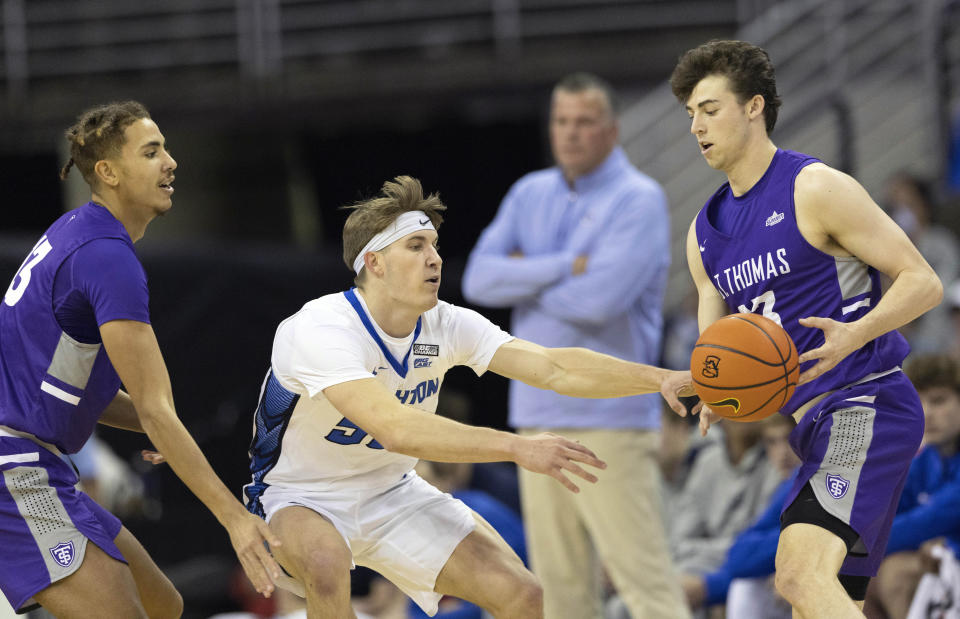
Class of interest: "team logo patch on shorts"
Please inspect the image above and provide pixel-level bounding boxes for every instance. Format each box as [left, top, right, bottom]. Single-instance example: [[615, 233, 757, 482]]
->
[[413, 344, 438, 356], [826, 473, 850, 499], [49, 541, 76, 568]]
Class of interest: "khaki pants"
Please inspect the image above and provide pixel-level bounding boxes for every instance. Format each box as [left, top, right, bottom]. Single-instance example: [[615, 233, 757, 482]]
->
[[519, 428, 690, 619]]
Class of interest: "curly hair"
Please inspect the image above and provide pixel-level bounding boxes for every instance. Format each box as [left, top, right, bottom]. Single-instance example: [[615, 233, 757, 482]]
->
[[669, 40, 782, 134], [60, 101, 151, 186]]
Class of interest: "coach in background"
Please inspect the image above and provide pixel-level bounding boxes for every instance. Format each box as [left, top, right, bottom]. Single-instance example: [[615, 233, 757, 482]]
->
[[462, 73, 688, 619]]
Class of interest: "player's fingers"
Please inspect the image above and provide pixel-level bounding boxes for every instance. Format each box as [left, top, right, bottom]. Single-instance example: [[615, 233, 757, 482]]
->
[[257, 519, 283, 549], [798, 360, 831, 385], [562, 444, 606, 469], [699, 411, 713, 437], [551, 469, 580, 493], [561, 459, 598, 484], [253, 538, 282, 581], [238, 553, 273, 598], [798, 316, 828, 328], [662, 389, 686, 416], [797, 346, 825, 365], [559, 437, 595, 456], [140, 449, 165, 464]]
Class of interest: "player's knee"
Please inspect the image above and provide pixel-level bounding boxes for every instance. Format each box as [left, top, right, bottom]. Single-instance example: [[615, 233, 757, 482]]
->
[[298, 547, 351, 597], [140, 576, 183, 618], [773, 560, 810, 603]]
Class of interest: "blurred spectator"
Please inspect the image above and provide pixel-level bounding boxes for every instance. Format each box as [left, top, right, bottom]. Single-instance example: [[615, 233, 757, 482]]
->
[[661, 286, 701, 371], [669, 418, 781, 577], [437, 389, 521, 514], [944, 280, 960, 359], [885, 172, 960, 354], [866, 355, 960, 618], [680, 415, 799, 619], [462, 72, 686, 619], [206, 565, 307, 619], [68, 433, 154, 518], [659, 404, 717, 528]]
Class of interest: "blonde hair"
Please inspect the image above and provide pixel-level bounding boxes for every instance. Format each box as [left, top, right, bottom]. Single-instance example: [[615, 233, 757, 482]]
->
[[342, 176, 446, 285], [60, 101, 151, 187]]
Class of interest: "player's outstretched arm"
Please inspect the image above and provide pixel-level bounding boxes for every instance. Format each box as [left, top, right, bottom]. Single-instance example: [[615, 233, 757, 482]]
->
[[99, 319, 283, 598], [794, 165, 943, 384], [323, 378, 606, 492], [486, 338, 698, 417]]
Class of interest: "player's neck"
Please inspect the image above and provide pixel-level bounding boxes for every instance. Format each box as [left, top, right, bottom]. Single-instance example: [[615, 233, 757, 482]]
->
[[90, 192, 152, 243], [356, 287, 421, 338], [725, 138, 777, 197]]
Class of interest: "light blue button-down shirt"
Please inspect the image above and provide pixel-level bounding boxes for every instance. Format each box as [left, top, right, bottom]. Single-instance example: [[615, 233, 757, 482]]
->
[[462, 146, 669, 429]]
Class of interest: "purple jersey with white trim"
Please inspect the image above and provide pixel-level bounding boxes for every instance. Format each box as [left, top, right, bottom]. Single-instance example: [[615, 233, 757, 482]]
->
[[694, 149, 910, 415], [0, 203, 150, 453]]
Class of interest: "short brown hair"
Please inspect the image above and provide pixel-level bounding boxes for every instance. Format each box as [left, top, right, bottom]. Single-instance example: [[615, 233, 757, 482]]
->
[[60, 101, 151, 187], [342, 176, 446, 285], [669, 40, 782, 134], [553, 72, 619, 116], [906, 355, 960, 394]]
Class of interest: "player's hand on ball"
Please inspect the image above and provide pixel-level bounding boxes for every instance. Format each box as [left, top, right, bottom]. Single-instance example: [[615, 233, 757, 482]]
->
[[797, 316, 865, 384], [141, 449, 165, 465], [225, 510, 284, 599], [515, 432, 607, 493], [698, 405, 720, 437], [660, 370, 701, 417]]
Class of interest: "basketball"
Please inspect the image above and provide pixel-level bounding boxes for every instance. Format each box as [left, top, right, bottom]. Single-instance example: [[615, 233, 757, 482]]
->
[[690, 313, 799, 422]]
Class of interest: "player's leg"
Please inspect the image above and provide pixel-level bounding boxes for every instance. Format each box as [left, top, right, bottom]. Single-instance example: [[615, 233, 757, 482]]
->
[[113, 525, 183, 618], [434, 510, 543, 618], [575, 429, 691, 619], [517, 428, 596, 619], [0, 451, 149, 617], [31, 540, 148, 618], [268, 505, 356, 619], [775, 522, 863, 618]]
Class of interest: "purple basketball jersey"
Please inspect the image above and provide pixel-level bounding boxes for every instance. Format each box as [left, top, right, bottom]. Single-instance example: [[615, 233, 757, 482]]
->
[[694, 149, 910, 414], [0, 203, 147, 453]]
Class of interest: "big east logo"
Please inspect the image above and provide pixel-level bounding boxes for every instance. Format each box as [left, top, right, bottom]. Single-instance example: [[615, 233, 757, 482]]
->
[[701, 355, 721, 379]]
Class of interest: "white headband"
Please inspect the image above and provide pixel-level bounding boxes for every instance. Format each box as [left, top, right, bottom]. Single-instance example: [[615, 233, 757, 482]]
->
[[352, 210, 437, 275]]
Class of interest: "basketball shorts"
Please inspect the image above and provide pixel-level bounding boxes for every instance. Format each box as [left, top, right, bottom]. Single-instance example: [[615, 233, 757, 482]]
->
[[259, 470, 476, 615], [0, 435, 125, 612], [782, 369, 924, 576]]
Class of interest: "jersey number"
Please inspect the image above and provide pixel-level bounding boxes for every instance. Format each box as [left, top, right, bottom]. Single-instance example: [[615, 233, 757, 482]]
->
[[737, 290, 782, 326], [4, 236, 53, 307], [324, 417, 384, 450]]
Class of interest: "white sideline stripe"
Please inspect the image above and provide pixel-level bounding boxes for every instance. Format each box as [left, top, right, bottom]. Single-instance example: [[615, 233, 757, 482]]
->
[[0, 452, 39, 466], [842, 298, 871, 315], [845, 395, 877, 404], [40, 381, 80, 405]]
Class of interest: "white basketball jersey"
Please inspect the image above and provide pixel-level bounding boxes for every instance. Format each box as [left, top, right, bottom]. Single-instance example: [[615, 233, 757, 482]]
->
[[243, 289, 512, 512]]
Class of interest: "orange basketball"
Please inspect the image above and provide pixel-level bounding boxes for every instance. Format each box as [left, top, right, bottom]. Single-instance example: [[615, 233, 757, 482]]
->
[[690, 313, 799, 422]]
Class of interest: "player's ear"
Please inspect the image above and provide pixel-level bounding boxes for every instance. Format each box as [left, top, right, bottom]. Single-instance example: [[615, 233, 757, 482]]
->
[[747, 94, 765, 121], [365, 250, 385, 277], [93, 159, 120, 188]]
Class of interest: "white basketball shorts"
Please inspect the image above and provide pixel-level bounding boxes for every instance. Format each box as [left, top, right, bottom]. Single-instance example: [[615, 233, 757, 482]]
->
[[259, 470, 476, 615]]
